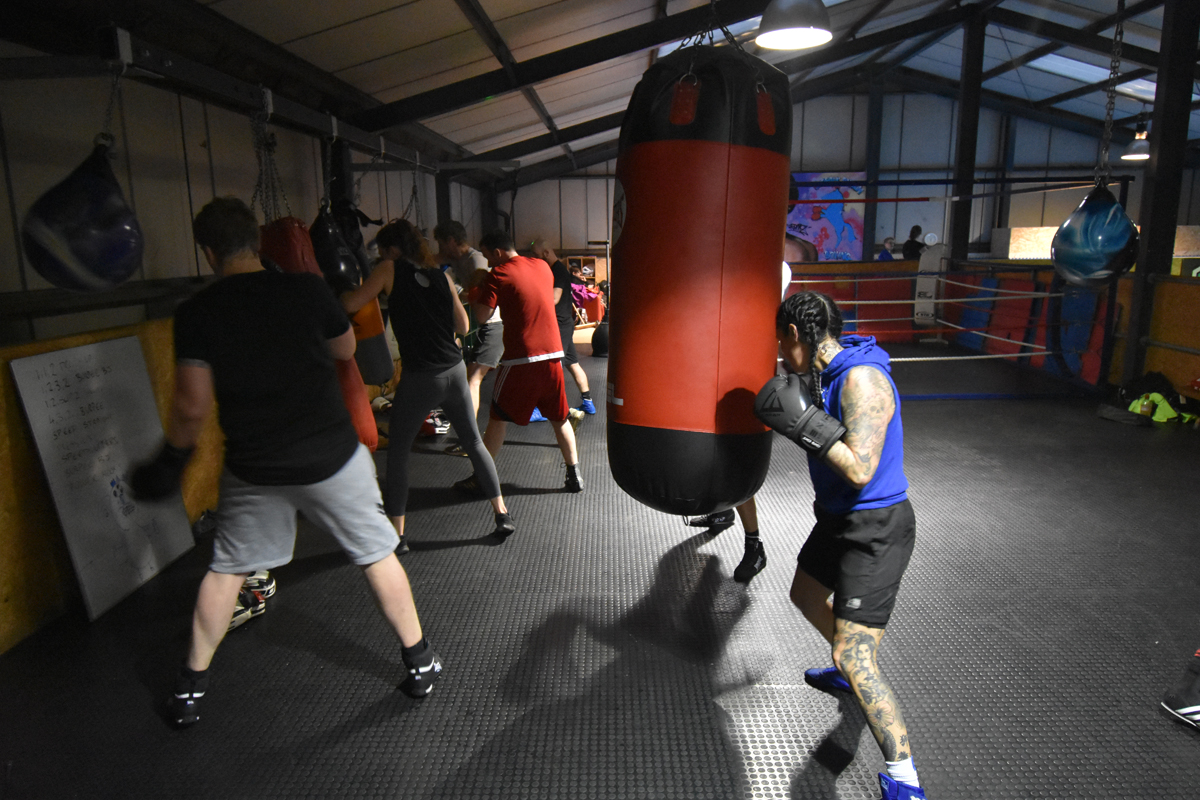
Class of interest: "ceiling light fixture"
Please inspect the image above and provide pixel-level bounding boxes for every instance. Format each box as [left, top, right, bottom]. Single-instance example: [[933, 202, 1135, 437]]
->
[[754, 0, 833, 50], [1121, 121, 1150, 161]]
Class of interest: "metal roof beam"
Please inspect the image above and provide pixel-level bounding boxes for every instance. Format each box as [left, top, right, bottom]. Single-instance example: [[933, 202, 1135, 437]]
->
[[982, 0, 1164, 81], [349, 0, 773, 131], [889, 67, 1137, 145], [1033, 67, 1156, 110], [987, 6, 1188, 78], [499, 142, 620, 191], [463, 112, 626, 162], [772, 6, 972, 75], [451, 0, 572, 160]]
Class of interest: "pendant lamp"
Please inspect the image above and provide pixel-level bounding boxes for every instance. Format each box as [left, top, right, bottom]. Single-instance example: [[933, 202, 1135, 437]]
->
[[755, 0, 833, 50], [1121, 122, 1150, 161]]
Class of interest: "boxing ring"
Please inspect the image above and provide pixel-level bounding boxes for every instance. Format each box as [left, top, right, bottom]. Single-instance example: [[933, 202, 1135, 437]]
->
[[786, 258, 1116, 400]]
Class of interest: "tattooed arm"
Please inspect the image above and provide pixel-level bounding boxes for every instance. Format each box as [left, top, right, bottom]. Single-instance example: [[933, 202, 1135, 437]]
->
[[823, 365, 895, 490]]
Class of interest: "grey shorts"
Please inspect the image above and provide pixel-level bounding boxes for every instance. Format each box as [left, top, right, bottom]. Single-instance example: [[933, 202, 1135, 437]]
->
[[210, 444, 400, 573], [467, 321, 504, 368]]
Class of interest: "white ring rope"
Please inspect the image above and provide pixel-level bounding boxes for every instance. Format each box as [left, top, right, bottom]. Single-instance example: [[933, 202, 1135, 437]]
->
[[783, 269, 1089, 360], [931, 317, 1049, 349], [891, 351, 1061, 362], [936, 276, 1058, 296]]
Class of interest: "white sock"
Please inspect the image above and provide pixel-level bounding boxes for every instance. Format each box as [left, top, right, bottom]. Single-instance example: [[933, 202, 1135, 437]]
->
[[885, 757, 919, 788]]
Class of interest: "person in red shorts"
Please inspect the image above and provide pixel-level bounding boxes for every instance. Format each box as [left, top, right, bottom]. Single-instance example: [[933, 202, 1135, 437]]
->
[[452, 229, 584, 494]]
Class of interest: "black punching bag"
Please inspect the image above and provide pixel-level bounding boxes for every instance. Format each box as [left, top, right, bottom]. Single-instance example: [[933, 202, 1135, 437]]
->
[[22, 136, 143, 292], [607, 45, 792, 516]]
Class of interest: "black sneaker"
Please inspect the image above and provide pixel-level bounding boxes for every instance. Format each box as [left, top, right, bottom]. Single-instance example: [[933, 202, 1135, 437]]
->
[[168, 671, 209, 728], [688, 509, 736, 530], [733, 540, 767, 583], [399, 652, 443, 698], [493, 512, 515, 539], [227, 587, 266, 632], [453, 474, 482, 496], [396, 534, 410, 555], [563, 466, 583, 493]]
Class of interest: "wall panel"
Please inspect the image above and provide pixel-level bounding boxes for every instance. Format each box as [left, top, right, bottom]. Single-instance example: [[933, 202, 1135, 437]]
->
[[558, 179, 588, 249], [514, 180, 561, 249], [798, 95, 855, 171], [122, 82, 195, 281], [585, 179, 609, 249]]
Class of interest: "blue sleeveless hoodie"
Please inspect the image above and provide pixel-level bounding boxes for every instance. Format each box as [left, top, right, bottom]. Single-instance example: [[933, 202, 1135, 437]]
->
[[808, 335, 908, 514]]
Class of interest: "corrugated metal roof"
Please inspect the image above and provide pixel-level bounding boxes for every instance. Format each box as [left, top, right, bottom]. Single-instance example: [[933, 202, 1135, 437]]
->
[[7, 0, 1189, 182]]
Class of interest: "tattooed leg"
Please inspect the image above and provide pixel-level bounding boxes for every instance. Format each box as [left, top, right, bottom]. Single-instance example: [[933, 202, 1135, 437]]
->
[[832, 618, 911, 762]]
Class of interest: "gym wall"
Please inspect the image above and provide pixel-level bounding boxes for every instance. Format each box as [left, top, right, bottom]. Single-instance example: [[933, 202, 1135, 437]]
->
[[0, 57, 440, 654]]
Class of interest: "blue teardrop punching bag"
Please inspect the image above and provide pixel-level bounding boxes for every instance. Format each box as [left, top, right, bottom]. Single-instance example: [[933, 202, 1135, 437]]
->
[[1051, 184, 1139, 289], [22, 136, 143, 292], [607, 45, 792, 516]]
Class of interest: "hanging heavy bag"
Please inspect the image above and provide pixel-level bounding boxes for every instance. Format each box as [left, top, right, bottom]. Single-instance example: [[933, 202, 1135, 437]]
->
[[21, 135, 144, 292], [331, 196, 380, 280], [260, 214, 377, 451], [310, 202, 362, 295], [1051, 184, 1139, 290], [260, 217, 322, 277], [310, 204, 393, 385], [349, 301, 395, 386], [606, 44, 792, 516]]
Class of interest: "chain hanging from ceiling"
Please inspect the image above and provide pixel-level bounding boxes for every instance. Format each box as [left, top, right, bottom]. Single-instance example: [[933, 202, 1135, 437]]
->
[[250, 112, 292, 223], [1095, 0, 1127, 187]]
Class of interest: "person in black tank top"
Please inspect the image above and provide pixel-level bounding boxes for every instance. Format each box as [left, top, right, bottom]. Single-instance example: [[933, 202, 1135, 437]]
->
[[340, 219, 513, 549]]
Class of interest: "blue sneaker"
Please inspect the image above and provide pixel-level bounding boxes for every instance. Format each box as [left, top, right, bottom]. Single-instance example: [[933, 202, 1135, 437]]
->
[[577, 398, 597, 415], [879, 773, 926, 799], [528, 407, 548, 422], [804, 666, 852, 695]]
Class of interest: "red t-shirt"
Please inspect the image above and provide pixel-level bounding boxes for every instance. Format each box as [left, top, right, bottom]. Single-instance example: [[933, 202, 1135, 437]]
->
[[476, 255, 563, 363]]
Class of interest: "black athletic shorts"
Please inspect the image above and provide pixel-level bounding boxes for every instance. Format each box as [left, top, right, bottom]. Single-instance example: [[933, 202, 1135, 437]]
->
[[558, 318, 579, 367], [797, 499, 916, 628]]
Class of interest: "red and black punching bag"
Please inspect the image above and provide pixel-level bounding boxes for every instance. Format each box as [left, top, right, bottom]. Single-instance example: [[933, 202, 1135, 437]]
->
[[607, 45, 792, 516]]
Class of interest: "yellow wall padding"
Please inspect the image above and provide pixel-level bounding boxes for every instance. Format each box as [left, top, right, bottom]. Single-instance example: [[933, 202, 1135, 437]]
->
[[1147, 281, 1200, 397], [0, 319, 222, 655]]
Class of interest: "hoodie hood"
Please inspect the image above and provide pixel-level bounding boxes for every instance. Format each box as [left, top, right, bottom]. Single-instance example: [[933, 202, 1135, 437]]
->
[[823, 335, 891, 382]]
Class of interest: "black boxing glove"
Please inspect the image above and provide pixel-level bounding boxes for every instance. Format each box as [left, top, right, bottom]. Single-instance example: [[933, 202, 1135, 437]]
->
[[129, 441, 194, 501], [754, 373, 846, 459]]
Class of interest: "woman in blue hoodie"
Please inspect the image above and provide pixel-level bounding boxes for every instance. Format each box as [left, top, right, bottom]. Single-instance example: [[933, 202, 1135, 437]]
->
[[771, 291, 925, 800]]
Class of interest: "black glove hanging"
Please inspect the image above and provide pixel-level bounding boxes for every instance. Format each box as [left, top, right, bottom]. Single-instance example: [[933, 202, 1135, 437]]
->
[[129, 442, 195, 501], [754, 373, 846, 458]]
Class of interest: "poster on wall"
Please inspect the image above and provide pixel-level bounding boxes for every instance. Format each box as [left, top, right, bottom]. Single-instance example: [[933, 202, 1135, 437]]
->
[[786, 172, 866, 261]]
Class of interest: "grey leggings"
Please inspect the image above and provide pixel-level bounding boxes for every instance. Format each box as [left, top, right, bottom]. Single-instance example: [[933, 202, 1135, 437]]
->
[[384, 360, 502, 516]]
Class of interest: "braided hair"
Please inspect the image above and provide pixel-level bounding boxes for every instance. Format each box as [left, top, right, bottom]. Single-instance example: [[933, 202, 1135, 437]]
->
[[776, 291, 844, 410]]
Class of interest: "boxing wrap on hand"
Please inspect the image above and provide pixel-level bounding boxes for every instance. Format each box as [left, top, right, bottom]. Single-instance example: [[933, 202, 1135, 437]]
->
[[129, 442, 194, 501], [753, 373, 846, 459]]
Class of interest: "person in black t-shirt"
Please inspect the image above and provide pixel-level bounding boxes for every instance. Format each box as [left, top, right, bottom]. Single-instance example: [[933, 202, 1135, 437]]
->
[[130, 198, 441, 727], [901, 226, 924, 260], [531, 239, 596, 415], [341, 219, 512, 549]]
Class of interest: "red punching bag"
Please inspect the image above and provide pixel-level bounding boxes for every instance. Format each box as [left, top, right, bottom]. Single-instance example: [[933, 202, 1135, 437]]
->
[[607, 44, 792, 516]]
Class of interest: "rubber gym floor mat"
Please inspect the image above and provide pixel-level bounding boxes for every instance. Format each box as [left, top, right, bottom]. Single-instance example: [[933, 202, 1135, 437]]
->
[[0, 354, 1198, 798]]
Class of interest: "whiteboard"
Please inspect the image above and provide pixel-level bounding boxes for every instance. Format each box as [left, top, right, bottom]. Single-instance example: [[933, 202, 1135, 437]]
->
[[11, 336, 195, 620]]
